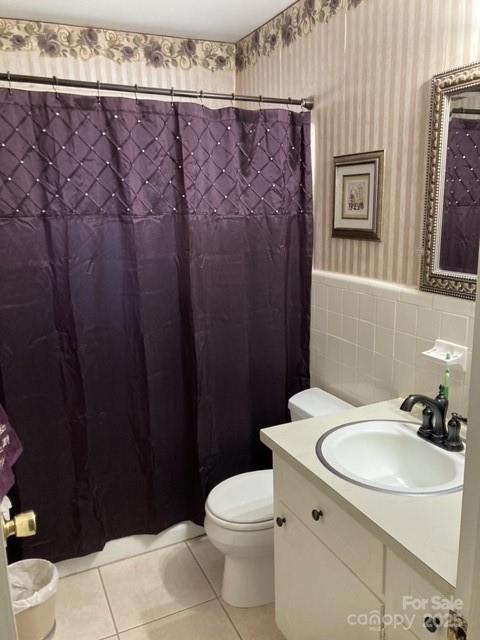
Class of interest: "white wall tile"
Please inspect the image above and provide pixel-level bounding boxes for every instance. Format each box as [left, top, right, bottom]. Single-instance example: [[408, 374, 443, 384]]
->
[[432, 294, 475, 318], [376, 299, 396, 328], [310, 271, 472, 416], [398, 289, 433, 308], [342, 315, 358, 343], [327, 311, 343, 338], [327, 286, 343, 313], [417, 307, 441, 340], [395, 302, 417, 335], [311, 306, 327, 333], [440, 313, 468, 344], [375, 326, 394, 358], [415, 337, 433, 370], [340, 340, 357, 367], [357, 347, 374, 377], [373, 353, 393, 384], [327, 335, 343, 362], [394, 332, 417, 364], [342, 290, 359, 317], [313, 282, 328, 308], [393, 361, 416, 398], [357, 320, 375, 351], [358, 293, 376, 323], [310, 330, 327, 355]]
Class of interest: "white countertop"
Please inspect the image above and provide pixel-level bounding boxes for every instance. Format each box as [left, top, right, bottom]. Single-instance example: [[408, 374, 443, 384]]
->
[[260, 398, 463, 593]]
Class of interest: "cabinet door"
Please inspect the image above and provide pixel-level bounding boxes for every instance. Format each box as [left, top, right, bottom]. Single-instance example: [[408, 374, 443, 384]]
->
[[386, 626, 418, 640], [275, 504, 383, 640], [385, 550, 449, 640]]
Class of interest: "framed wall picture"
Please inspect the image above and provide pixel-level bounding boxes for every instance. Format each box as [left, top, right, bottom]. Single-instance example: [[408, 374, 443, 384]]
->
[[332, 150, 384, 240]]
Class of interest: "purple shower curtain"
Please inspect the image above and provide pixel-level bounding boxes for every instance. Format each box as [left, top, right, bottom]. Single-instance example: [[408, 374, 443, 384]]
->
[[440, 117, 480, 274], [0, 88, 312, 562]]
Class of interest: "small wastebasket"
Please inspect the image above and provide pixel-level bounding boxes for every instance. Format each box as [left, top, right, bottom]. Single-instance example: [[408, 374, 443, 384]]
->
[[8, 559, 58, 640]]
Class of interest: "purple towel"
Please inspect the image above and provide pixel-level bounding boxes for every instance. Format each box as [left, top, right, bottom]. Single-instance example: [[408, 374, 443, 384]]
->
[[0, 403, 23, 500]]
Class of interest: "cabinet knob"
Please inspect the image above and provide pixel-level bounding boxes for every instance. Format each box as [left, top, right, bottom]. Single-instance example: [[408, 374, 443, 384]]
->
[[311, 509, 324, 521], [424, 616, 441, 633], [276, 516, 286, 527]]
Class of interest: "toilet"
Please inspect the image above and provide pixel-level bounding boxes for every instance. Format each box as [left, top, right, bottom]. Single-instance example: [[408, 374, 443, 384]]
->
[[204, 387, 353, 608]]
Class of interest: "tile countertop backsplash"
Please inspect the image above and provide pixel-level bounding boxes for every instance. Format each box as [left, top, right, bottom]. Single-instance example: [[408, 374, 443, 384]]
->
[[310, 270, 475, 417]]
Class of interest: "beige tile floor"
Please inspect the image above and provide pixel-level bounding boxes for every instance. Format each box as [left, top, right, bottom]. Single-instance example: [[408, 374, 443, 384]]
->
[[51, 536, 284, 640]]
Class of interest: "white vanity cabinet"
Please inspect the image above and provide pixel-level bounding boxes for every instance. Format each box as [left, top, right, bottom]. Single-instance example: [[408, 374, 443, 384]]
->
[[273, 455, 451, 640], [275, 503, 383, 639], [384, 550, 449, 640]]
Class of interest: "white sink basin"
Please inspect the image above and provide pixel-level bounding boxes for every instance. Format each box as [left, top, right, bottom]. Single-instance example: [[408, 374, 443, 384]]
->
[[316, 420, 464, 495]]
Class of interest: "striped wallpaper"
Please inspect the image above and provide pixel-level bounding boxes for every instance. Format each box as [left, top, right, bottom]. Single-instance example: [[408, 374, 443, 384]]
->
[[237, 0, 480, 285]]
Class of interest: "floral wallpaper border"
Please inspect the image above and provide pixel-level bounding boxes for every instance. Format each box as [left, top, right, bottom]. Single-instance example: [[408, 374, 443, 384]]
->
[[0, 0, 367, 73], [0, 18, 235, 71], [236, 0, 367, 71]]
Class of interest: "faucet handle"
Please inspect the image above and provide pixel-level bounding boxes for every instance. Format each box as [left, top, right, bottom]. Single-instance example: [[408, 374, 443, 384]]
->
[[418, 406, 434, 440], [444, 414, 464, 452]]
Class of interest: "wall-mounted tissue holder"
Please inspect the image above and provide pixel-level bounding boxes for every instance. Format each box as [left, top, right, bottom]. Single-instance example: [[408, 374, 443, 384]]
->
[[421, 339, 468, 371]]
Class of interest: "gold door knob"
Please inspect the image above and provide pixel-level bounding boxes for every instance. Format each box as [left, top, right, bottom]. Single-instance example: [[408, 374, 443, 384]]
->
[[2, 510, 37, 541]]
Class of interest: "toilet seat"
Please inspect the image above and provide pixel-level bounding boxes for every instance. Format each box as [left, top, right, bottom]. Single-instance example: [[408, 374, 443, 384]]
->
[[205, 504, 274, 531], [205, 469, 273, 531]]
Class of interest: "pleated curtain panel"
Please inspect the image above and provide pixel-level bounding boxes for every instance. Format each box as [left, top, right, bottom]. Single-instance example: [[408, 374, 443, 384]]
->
[[0, 88, 312, 562]]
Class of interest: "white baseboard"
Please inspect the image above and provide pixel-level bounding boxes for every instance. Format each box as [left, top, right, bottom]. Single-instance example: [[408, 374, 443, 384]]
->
[[56, 521, 204, 578]]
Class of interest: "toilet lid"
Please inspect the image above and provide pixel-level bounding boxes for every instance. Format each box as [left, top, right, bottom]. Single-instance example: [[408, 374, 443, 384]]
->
[[206, 470, 273, 525]]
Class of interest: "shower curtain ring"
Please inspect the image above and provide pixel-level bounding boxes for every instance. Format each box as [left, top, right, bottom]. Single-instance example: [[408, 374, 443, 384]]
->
[[170, 87, 175, 108], [231, 93, 235, 108], [258, 95, 264, 120], [96, 80, 101, 105], [134, 83, 139, 105], [287, 97, 293, 112], [199, 89, 205, 110], [52, 75, 59, 100], [7, 71, 12, 96]]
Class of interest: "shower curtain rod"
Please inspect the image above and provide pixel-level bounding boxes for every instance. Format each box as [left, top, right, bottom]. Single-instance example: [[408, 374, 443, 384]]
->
[[451, 107, 480, 115], [0, 72, 314, 110]]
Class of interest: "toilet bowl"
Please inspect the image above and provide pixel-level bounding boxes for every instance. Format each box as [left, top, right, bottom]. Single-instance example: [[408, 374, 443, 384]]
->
[[204, 470, 274, 608], [204, 387, 353, 608]]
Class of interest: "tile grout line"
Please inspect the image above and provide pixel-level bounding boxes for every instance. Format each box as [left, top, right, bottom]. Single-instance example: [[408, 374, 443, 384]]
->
[[99, 538, 218, 636], [185, 540, 243, 640], [97, 567, 120, 638], [216, 598, 244, 640], [106, 597, 219, 637], [57, 532, 206, 580]]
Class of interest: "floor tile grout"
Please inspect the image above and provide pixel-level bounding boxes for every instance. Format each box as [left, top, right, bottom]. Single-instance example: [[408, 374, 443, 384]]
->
[[216, 597, 244, 640], [97, 567, 120, 638], [184, 540, 219, 597], [111, 597, 219, 636], [58, 537, 284, 640], [94, 540, 219, 636], [185, 541, 243, 640], [58, 533, 206, 580]]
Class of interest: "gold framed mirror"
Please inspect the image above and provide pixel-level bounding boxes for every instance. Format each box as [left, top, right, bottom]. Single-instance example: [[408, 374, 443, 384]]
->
[[421, 61, 480, 300]]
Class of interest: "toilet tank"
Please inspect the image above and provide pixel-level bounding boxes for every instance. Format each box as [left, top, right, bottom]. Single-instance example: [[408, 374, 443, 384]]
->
[[288, 387, 353, 421]]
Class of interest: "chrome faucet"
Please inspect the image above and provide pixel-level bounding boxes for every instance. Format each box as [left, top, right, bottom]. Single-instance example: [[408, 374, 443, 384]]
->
[[400, 387, 448, 444]]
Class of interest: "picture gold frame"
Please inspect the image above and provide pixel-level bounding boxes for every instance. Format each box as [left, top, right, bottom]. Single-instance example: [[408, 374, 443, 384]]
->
[[332, 150, 384, 241]]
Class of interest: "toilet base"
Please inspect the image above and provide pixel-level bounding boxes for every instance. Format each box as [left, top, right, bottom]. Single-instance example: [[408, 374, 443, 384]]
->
[[204, 509, 274, 608], [222, 552, 274, 608]]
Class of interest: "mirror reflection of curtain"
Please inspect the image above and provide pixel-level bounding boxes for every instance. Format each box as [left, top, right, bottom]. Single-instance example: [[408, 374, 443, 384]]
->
[[0, 89, 312, 562], [440, 117, 480, 274]]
